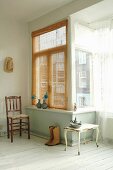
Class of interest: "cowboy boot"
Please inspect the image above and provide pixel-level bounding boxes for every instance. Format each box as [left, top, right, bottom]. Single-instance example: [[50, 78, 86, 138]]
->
[[45, 126, 54, 145], [48, 126, 60, 146]]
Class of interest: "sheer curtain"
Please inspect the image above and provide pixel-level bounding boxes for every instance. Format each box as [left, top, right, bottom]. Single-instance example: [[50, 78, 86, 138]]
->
[[74, 21, 113, 141], [93, 20, 113, 141]]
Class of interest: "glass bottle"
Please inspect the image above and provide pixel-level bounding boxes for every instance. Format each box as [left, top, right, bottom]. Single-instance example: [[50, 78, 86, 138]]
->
[[41, 99, 48, 109], [36, 99, 41, 108]]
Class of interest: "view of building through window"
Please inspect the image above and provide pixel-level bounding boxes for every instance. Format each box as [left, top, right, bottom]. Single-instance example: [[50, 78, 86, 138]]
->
[[75, 49, 92, 107], [34, 26, 66, 52], [36, 52, 66, 108]]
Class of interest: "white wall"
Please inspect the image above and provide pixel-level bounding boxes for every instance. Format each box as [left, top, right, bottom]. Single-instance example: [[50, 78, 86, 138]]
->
[[0, 0, 102, 113], [28, 0, 102, 32], [0, 19, 29, 114]]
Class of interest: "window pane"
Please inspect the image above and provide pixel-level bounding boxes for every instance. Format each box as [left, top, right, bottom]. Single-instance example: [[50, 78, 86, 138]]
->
[[32, 20, 67, 108], [75, 50, 92, 107], [34, 26, 66, 52], [51, 52, 65, 108], [36, 56, 48, 100]]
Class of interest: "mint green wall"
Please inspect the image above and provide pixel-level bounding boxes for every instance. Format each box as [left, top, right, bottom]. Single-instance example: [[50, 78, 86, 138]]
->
[[25, 107, 96, 145], [25, 107, 72, 143]]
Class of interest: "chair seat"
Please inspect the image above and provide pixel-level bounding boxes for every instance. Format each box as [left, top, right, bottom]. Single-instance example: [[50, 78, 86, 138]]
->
[[8, 114, 29, 119]]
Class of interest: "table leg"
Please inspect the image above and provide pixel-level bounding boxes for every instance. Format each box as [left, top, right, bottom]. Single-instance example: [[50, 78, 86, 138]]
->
[[96, 127, 99, 147], [83, 131, 86, 144], [78, 131, 80, 155], [64, 129, 67, 151]]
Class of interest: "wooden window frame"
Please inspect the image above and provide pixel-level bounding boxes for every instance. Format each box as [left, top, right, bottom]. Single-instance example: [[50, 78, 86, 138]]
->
[[32, 20, 68, 109]]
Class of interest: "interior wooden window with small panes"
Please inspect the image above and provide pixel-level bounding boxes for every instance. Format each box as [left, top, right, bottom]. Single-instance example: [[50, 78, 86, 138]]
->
[[32, 20, 67, 109]]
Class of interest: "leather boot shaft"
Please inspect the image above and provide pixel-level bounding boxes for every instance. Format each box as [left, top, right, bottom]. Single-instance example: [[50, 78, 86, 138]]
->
[[45, 126, 54, 145], [47, 126, 60, 146]]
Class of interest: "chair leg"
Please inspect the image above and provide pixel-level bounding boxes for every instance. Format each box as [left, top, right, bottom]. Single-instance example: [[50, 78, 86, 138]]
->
[[11, 118, 13, 143], [20, 119, 22, 136], [28, 117, 30, 139], [7, 118, 10, 138]]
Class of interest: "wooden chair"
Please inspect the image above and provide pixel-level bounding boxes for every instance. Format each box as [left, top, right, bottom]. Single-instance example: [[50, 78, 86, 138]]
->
[[5, 96, 30, 142]]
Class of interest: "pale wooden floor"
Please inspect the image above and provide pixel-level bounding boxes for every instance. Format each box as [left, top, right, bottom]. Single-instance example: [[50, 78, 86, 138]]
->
[[0, 134, 113, 170]]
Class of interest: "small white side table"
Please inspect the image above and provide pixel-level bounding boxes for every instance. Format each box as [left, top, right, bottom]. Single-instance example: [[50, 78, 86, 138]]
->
[[64, 123, 99, 155]]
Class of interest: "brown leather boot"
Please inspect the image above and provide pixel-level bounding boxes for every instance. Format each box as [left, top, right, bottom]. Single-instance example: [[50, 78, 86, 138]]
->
[[48, 126, 60, 146], [45, 126, 54, 145]]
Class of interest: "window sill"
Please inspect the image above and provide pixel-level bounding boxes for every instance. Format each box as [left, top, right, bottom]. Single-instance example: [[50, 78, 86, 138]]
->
[[25, 105, 73, 115], [25, 106, 95, 115], [73, 107, 96, 114]]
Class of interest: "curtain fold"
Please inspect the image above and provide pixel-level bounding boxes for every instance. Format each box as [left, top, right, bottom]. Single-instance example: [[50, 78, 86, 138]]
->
[[93, 20, 113, 142], [93, 20, 113, 112]]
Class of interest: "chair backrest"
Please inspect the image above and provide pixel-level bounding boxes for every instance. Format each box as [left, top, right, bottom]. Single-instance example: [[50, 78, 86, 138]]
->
[[5, 96, 22, 117]]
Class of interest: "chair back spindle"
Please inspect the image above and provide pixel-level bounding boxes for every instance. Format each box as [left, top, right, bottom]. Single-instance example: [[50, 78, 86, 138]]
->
[[5, 96, 22, 116]]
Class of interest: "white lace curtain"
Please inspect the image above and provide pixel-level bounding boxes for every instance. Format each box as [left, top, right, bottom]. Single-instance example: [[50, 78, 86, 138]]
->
[[93, 20, 113, 113], [75, 21, 113, 113], [92, 20, 113, 141], [75, 21, 113, 141]]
